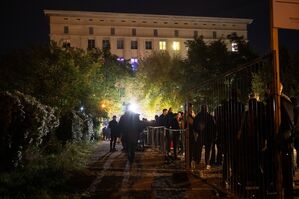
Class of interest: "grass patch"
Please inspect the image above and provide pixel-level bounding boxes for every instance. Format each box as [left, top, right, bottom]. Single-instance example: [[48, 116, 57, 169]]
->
[[0, 140, 97, 199]]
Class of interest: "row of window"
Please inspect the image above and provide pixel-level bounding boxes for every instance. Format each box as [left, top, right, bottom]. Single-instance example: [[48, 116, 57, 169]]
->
[[63, 26, 218, 39], [85, 39, 182, 51], [63, 39, 238, 52], [63, 17, 237, 27]]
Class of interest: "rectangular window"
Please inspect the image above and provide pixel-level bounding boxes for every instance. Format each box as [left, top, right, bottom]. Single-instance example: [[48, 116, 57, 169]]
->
[[102, 39, 110, 49], [174, 30, 179, 37], [232, 42, 238, 52], [194, 31, 198, 38], [132, 28, 136, 36], [64, 26, 69, 34], [130, 58, 138, 71], [172, 41, 180, 51], [145, 41, 152, 50], [131, 40, 138, 49], [111, 28, 115, 36], [159, 41, 166, 50], [89, 27, 94, 35], [62, 40, 71, 48], [117, 39, 124, 49], [213, 31, 217, 39], [154, 29, 158, 37], [87, 39, 95, 49]]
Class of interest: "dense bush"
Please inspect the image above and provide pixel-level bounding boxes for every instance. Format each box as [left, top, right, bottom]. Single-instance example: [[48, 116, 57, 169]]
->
[[56, 111, 95, 143], [0, 91, 59, 170]]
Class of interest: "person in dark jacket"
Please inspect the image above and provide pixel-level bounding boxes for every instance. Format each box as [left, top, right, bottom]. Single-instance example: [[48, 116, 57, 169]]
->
[[119, 108, 142, 164], [278, 84, 295, 199], [193, 104, 216, 169], [170, 113, 181, 160], [108, 115, 119, 152]]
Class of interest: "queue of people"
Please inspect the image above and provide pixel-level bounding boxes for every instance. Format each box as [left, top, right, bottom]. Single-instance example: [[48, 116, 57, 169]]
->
[[102, 83, 298, 197]]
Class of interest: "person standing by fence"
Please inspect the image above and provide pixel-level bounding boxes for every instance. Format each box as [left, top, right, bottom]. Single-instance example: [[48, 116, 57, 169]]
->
[[193, 105, 216, 169]]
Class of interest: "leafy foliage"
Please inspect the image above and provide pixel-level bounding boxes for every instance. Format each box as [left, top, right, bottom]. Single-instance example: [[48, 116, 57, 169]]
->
[[0, 91, 59, 170]]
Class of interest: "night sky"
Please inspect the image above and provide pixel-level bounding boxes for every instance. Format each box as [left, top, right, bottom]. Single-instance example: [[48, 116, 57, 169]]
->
[[1, 0, 298, 55]]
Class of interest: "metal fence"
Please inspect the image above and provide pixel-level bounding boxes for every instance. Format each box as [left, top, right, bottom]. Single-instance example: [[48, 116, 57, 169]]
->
[[144, 126, 186, 162], [142, 54, 297, 198], [184, 54, 295, 198]]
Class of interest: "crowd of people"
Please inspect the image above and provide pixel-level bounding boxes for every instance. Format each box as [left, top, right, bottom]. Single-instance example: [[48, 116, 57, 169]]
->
[[102, 83, 298, 197]]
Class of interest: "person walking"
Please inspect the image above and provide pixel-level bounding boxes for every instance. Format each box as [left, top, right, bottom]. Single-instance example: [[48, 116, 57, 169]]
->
[[108, 115, 119, 152], [119, 106, 142, 164]]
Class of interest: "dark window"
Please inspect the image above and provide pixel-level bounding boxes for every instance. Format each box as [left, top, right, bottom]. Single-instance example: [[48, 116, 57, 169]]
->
[[213, 31, 217, 39], [87, 39, 95, 49], [62, 41, 71, 48], [117, 39, 124, 49], [64, 26, 69, 34], [102, 40, 110, 49], [174, 30, 179, 37], [111, 28, 115, 36], [194, 31, 198, 38], [154, 29, 158, 37], [131, 40, 138, 49], [89, 27, 94, 35], [145, 41, 152, 50], [132, 28, 136, 36]]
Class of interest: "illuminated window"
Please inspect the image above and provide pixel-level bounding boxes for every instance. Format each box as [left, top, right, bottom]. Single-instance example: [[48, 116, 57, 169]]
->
[[159, 41, 166, 50], [117, 39, 124, 49], [172, 41, 180, 51], [232, 42, 238, 52], [89, 27, 94, 35], [64, 26, 69, 34], [117, 57, 125, 62], [145, 41, 152, 50], [130, 58, 138, 71], [87, 39, 95, 49], [131, 40, 138, 49]]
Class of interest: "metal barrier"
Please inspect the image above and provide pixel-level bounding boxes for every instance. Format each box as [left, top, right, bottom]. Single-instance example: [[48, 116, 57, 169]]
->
[[145, 126, 186, 161], [185, 54, 296, 198]]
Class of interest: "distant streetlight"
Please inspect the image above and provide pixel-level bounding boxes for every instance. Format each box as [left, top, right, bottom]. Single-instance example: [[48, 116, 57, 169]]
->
[[80, 106, 84, 112]]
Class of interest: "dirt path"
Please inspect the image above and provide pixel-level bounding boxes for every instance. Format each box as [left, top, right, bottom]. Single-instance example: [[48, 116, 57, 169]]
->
[[70, 141, 232, 199]]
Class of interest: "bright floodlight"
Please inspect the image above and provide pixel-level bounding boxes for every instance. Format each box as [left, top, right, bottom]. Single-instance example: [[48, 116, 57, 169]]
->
[[128, 102, 139, 113]]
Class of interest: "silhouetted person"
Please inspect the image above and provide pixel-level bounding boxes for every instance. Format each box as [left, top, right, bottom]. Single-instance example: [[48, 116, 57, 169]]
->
[[171, 113, 181, 160], [193, 105, 216, 169], [291, 97, 299, 168], [187, 103, 196, 167], [265, 83, 295, 198], [222, 89, 244, 188], [108, 115, 119, 152], [278, 84, 294, 199], [213, 100, 227, 166], [239, 93, 265, 189], [119, 109, 142, 164]]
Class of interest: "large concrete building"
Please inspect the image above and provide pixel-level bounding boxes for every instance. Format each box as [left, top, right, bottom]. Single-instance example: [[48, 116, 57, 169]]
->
[[44, 10, 252, 64]]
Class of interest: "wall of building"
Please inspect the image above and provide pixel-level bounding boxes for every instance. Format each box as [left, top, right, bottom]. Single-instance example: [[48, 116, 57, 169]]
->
[[45, 10, 252, 61]]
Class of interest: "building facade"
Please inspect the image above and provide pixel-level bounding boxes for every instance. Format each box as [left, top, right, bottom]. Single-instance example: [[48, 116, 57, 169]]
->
[[44, 10, 252, 62]]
